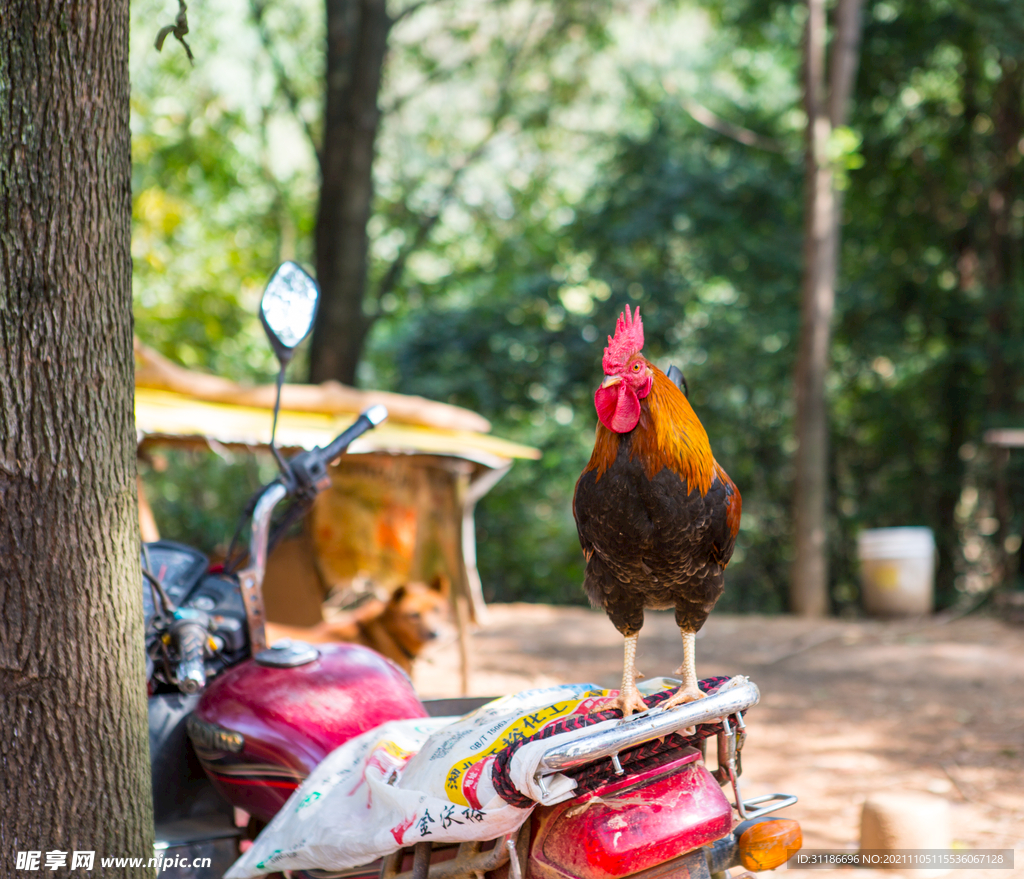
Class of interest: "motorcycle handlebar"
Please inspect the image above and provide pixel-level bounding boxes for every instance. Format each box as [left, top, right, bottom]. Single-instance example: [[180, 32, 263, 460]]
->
[[320, 403, 388, 465], [228, 406, 389, 653], [286, 405, 388, 497], [171, 613, 210, 695]]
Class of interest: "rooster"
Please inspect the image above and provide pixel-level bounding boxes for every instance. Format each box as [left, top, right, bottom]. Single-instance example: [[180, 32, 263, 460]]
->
[[573, 306, 741, 717]]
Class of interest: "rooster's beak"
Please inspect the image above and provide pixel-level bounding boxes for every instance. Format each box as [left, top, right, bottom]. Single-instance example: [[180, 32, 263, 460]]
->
[[600, 375, 622, 389]]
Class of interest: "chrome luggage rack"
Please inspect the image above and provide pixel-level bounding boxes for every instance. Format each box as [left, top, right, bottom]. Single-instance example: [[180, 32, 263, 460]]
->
[[535, 677, 796, 820]]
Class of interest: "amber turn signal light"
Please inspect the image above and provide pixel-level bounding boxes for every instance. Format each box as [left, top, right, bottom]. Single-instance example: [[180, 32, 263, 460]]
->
[[738, 818, 803, 872]]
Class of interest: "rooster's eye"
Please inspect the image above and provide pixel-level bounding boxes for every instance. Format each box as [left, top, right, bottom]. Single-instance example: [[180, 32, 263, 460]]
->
[[631, 362, 642, 373]]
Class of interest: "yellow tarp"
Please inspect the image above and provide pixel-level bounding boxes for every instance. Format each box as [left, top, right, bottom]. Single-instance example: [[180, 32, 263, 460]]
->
[[135, 387, 540, 469]]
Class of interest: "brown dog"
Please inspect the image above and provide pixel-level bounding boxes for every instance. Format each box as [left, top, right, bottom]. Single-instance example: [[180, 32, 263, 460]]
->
[[264, 579, 451, 674]]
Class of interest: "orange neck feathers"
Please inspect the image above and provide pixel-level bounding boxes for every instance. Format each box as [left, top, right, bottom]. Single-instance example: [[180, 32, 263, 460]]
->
[[585, 365, 715, 495]]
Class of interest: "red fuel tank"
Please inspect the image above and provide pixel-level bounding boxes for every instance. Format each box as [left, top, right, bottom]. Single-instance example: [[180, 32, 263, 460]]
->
[[188, 642, 428, 823]]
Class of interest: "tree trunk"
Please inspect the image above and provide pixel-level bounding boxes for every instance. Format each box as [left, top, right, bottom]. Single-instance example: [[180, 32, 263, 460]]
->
[[791, 0, 863, 616], [0, 2, 153, 873], [310, 0, 392, 386], [986, 60, 1024, 587]]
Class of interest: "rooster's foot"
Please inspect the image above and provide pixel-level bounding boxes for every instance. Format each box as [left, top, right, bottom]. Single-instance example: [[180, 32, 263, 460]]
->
[[663, 681, 704, 708], [592, 685, 649, 718], [661, 682, 705, 733]]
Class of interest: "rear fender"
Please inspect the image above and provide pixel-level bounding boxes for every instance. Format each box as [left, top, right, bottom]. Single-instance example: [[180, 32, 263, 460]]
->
[[526, 748, 732, 879]]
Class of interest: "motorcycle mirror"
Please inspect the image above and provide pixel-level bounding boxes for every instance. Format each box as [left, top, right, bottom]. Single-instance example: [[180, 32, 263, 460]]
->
[[259, 262, 320, 477], [259, 261, 320, 368]]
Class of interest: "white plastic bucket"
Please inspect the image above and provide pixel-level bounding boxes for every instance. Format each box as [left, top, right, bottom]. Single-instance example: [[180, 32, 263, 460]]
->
[[857, 527, 936, 617]]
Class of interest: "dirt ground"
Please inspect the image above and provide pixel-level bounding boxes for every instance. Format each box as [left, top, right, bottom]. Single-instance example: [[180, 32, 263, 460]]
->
[[412, 605, 1024, 878]]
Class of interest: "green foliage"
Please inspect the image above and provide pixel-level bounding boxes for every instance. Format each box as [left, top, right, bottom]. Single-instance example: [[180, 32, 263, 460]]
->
[[141, 449, 278, 557], [131, 0, 319, 382], [371, 4, 806, 608], [133, 0, 1024, 613], [379, 92, 805, 609], [828, 0, 1024, 604], [377, 0, 1024, 612]]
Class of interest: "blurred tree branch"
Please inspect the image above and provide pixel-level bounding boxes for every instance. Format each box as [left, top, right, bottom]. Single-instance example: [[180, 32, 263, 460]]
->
[[679, 97, 785, 154], [154, 0, 195, 64], [380, 52, 474, 117], [392, 0, 447, 25], [311, 0, 560, 383], [372, 127, 497, 317], [249, 0, 323, 173], [370, 14, 535, 317]]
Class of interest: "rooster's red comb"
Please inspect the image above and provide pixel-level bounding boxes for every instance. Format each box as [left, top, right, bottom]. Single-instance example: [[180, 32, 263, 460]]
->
[[602, 305, 645, 372]]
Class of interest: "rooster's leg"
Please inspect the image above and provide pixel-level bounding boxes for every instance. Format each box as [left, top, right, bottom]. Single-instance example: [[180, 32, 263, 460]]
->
[[593, 633, 649, 717], [662, 631, 705, 710], [617, 633, 651, 717]]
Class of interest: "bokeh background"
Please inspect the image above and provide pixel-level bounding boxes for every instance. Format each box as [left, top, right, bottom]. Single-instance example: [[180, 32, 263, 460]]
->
[[132, 0, 1024, 614]]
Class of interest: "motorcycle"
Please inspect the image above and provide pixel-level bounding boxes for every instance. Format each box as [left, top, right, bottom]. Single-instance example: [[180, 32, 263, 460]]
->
[[144, 262, 803, 879]]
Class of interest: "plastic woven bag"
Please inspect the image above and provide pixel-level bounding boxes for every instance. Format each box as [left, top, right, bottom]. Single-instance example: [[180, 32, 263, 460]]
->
[[226, 683, 614, 878]]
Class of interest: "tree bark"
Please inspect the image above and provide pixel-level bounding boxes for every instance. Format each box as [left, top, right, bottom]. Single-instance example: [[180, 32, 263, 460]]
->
[[0, 2, 153, 873], [986, 60, 1024, 587], [310, 0, 392, 386], [791, 0, 863, 616]]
